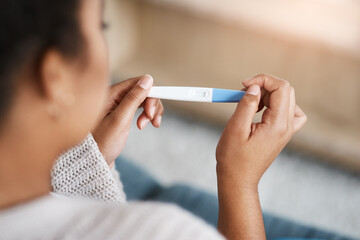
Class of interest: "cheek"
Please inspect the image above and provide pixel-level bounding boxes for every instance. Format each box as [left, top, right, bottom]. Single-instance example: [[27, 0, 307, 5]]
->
[[89, 35, 109, 108], [77, 34, 109, 131]]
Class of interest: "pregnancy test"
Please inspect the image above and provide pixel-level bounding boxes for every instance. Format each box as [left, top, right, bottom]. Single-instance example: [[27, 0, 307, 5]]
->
[[148, 86, 245, 103]]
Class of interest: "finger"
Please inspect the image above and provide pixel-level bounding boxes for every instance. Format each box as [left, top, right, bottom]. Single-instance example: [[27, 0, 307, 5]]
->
[[109, 76, 144, 102], [243, 74, 291, 126], [151, 101, 164, 128], [288, 87, 296, 131], [294, 105, 307, 133], [230, 84, 261, 138], [257, 88, 268, 112], [153, 115, 162, 128], [242, 86, 266, 113], [112, 75, 153, 126], [137, 111, 151, 130], [143, 97, 159, 120]]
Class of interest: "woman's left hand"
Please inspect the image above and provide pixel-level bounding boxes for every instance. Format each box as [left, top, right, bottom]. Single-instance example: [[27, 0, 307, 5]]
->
[[92, 75, 164, 167]]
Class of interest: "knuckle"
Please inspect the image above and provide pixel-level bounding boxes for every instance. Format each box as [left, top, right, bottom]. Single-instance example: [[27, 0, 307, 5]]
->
[[125, 90, 140, 103], [281, 80, 291, 89], [253, 73, 268, 83], [257, 73, 267, 79], [242, 95, 258, 106]]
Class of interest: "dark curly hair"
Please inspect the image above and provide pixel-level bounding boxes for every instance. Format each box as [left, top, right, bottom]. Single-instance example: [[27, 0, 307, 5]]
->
[[0, 0, 83, 123]]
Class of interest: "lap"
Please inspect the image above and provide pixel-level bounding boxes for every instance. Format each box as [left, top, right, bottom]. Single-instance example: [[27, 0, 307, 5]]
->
[[115, 156, 354, 240]]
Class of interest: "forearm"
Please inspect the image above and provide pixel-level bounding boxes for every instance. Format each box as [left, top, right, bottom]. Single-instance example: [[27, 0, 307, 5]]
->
[[216, 171, 266, 240]]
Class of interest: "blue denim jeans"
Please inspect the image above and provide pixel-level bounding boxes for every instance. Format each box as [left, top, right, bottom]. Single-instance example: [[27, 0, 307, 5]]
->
[[115, 156, 355, 240]]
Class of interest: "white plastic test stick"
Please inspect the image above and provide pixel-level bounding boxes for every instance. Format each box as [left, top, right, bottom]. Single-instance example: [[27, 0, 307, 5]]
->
[[148, 86, 246, 103]]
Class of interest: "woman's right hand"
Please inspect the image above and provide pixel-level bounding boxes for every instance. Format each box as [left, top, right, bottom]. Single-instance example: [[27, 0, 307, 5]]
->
[[216, 74, 307, 188]]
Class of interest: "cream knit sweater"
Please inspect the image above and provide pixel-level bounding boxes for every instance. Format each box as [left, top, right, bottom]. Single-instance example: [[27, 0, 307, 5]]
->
[[0, 133, 224, 240]]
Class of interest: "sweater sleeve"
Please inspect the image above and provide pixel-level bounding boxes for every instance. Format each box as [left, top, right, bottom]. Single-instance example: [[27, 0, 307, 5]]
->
[[51, 133, 126, 204]]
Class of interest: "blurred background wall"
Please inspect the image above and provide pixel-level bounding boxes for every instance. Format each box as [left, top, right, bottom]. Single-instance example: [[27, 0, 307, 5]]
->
[[105, 0, 360, 171]]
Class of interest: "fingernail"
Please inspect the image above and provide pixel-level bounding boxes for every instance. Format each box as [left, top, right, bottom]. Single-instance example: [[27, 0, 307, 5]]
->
[[150, 106, 156, 119], [156, 116, 162, 127], [246, 85, 260, 96], [138, 75, 153, 90], [140, 118, 150, 130]]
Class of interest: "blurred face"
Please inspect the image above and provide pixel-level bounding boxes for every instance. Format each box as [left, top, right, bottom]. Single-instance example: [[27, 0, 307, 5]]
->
[[64, 0, 109, 143]]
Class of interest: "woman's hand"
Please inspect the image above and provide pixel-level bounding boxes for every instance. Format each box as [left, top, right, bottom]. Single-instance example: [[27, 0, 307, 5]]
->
[[92, 75, 164, 168], [216, 74, 307, 188], [216, 74, 307, 239]]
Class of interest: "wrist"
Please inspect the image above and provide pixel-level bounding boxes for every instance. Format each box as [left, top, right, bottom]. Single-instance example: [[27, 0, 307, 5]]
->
[[216, 162, 259, 192]]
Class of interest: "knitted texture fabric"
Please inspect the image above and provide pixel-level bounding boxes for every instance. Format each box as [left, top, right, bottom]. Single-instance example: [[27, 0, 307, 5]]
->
[[51, 133, 126, 203]]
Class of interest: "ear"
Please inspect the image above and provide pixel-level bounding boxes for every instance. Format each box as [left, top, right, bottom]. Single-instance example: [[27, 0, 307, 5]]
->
[[39, 50, 74, 104]]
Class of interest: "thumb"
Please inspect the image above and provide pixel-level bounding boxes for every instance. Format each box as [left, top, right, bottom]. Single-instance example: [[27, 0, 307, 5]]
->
[[230, 84, 261, 136], [112, 75, 153, 125]]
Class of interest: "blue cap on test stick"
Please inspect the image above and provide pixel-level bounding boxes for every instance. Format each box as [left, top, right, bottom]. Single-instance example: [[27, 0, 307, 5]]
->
[[212, 89, 246, 102]]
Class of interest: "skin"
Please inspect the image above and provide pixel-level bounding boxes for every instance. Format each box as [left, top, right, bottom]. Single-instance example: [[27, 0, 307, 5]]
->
[[216, 74, 307, 239], [0, 0, 163, 209], [0, 0, 306, 239], [92, 75, 164, 168]]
